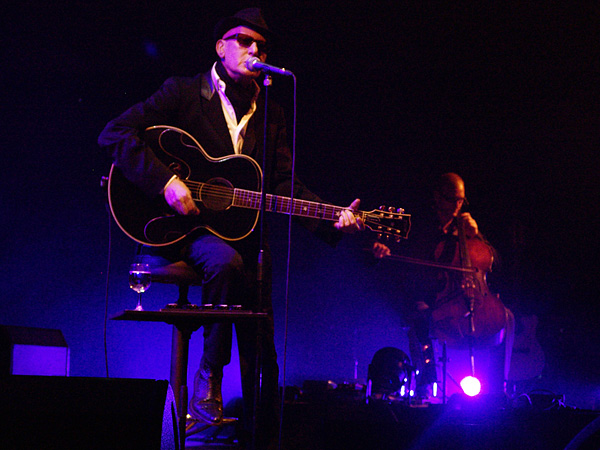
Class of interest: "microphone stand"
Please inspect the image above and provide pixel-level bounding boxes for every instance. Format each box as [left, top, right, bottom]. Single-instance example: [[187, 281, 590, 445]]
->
[[251, 73, 272, 450], [250, 65, 296, 450]]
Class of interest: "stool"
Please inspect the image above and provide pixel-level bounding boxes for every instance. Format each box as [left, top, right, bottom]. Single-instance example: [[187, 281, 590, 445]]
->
[[131, 254, 239, 447]]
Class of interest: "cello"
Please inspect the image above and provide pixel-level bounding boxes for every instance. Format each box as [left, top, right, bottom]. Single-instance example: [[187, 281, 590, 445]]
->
[[429, 217, 507, 348]]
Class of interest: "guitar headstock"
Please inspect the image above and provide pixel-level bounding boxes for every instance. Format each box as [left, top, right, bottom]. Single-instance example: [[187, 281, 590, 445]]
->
[[362, 206, 411, 241]]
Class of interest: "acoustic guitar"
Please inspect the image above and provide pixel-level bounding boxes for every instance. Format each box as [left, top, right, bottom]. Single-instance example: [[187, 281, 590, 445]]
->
[[508, 314, 545, 381], [108, 125, 411, 246]]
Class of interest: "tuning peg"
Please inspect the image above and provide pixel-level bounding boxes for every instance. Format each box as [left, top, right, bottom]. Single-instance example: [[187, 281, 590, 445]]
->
[[376, 233, 383, 240], [397, 207, 404, 214]]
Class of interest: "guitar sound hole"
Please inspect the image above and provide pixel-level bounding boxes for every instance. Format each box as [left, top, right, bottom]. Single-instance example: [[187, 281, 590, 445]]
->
[[200, 178, 234, 211]]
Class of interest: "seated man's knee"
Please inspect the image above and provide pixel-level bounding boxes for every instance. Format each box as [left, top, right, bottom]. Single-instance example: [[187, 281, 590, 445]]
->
[[207, 248, 244, 283]]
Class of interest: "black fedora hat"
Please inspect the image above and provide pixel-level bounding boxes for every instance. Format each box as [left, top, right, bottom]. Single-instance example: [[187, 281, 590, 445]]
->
[[214, 7, 275, 42]]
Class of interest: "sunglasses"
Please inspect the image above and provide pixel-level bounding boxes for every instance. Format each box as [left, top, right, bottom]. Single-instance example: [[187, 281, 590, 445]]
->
[[222, 33, 272, 54], [440, 194, 469, 206]]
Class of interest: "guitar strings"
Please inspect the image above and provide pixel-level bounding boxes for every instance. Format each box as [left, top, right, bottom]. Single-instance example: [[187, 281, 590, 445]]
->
[[180, 179, 408, 238], [182, 179, 349, 220]]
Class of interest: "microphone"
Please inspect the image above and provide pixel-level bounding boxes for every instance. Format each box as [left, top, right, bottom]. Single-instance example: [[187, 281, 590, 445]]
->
[[245, 57, 293, 76]]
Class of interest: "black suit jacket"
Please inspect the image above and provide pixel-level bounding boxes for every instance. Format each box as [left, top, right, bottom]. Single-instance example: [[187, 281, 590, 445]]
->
[[98, 69, 342, 246]]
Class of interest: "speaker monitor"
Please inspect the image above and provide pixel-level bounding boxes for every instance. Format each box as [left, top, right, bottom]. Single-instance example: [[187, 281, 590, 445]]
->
[[0, 325, 69, 376], [0, 376, 177, 450]]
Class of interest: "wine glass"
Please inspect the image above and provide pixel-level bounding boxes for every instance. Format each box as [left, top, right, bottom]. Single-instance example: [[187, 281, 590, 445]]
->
[[129, 263, 151, 311]]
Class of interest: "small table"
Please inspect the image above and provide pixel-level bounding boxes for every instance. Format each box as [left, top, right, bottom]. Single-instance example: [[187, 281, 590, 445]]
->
[[111, 308, 268, 450]]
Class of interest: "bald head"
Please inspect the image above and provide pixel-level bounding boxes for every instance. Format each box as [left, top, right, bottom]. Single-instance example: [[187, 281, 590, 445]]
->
[[435, 173, 465, 195], [433, 172, 467, 224]]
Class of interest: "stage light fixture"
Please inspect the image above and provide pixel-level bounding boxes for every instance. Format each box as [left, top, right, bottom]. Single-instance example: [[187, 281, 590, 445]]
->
[[460, 375, 481, 397]]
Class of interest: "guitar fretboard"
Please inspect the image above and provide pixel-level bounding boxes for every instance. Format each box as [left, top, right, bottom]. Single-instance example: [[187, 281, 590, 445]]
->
[[234, 188, 354, 222]]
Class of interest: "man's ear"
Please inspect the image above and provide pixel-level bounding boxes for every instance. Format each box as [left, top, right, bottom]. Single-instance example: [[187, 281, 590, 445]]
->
[[216, 40, 225, 59]]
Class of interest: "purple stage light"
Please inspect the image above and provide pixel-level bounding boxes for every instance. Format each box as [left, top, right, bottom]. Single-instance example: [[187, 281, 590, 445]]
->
[[460, 375, 481, 397]]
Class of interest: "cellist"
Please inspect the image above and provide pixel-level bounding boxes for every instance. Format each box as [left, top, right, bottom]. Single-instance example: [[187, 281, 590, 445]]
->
[[372, 173, 514, 398]]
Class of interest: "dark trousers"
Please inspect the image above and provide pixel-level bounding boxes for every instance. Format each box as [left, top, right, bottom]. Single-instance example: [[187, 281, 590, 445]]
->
[[150, 233, 280, 447]]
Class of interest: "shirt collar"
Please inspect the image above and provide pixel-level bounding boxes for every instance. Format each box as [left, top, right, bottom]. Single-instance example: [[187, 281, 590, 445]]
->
[[211, 62, 260, 105]]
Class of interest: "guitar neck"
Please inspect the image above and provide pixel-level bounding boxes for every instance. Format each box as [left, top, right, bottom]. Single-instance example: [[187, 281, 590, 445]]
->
[[184, 180, 410, 239], [233, 188, 351, 222]]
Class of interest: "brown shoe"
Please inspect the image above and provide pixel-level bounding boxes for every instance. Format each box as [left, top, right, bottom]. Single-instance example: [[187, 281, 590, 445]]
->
[[188, 366, 223, 424]]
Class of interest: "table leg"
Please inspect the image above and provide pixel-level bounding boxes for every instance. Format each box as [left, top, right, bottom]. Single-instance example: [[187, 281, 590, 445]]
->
[[171, 325, 191, 450]]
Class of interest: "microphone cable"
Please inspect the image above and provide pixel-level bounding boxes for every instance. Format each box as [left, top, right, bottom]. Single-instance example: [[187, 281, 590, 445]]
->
[[101, 177, 113, 379]]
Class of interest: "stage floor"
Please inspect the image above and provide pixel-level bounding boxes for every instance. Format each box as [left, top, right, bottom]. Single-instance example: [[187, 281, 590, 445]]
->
[[185, 391, 600, 450]]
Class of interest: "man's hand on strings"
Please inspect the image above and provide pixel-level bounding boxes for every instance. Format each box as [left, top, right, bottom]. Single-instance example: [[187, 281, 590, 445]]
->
[[459, 212, 479, 238], [164, 178, 200, 215], [334, 198, 365, 233]]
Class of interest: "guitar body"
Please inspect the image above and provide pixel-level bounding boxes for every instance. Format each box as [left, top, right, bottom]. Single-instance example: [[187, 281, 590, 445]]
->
[[508, 314, 545, 381], [108, 126, 262, 246]]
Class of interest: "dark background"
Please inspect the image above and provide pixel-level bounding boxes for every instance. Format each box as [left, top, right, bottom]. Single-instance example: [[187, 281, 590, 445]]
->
[[2, 1, 599, 408]]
